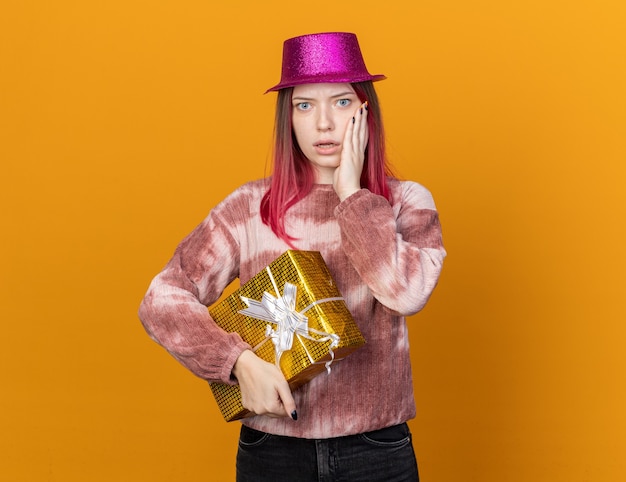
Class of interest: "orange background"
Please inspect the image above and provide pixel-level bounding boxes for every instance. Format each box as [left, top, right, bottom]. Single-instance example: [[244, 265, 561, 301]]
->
[[2, 1, 625, 480]]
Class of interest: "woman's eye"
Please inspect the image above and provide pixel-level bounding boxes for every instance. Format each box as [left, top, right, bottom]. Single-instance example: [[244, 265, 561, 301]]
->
[[337, 99, 351, 107], [295, 102, 311, 110]]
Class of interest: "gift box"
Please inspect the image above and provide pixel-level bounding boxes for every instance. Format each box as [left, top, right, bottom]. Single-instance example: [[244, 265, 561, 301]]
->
[[208, 250, 366, 421]]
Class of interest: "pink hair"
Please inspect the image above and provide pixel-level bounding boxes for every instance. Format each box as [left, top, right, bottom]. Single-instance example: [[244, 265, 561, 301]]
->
[[260, 81, 393, 245]]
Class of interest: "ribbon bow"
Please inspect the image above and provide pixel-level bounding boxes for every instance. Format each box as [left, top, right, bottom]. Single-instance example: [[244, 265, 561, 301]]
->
[[239, 266, 342, 373]]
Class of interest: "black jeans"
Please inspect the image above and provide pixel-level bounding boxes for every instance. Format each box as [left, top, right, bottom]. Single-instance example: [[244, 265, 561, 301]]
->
[[236, 423, 419, 482]]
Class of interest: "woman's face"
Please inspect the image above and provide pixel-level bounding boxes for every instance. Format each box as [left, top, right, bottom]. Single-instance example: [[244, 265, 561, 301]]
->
[[291, 83, 360, 183]]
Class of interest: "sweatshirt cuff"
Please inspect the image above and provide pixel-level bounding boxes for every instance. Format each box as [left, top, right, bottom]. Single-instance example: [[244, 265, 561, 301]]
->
[[220, 335, 252, 385], [334, 188, 370, 216], [334, 188, 388, 218]]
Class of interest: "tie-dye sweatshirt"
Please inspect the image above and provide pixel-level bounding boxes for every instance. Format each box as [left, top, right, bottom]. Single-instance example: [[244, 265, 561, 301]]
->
[[139, 178, 445, 439]]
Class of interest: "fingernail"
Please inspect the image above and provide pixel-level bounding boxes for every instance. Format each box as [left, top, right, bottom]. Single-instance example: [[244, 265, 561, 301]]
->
[[364, 101, 369, 111], [291, 410, 298, 421], [352, 117, 355, 124]]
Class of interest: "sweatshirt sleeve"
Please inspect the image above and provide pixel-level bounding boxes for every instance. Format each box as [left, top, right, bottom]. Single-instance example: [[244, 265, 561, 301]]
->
[[138, 195, 251, 384], [334, 182, 446, 316]]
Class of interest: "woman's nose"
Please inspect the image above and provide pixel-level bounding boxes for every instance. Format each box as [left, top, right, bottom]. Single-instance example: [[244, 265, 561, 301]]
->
[[316, 106, 334, 131]]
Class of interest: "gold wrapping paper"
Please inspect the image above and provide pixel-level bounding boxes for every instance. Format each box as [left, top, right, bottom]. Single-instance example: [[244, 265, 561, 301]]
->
[[208, 250, 366, 421]]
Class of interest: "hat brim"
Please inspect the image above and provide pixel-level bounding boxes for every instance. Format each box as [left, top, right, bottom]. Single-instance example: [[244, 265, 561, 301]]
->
[[265, 74, 386, 94]]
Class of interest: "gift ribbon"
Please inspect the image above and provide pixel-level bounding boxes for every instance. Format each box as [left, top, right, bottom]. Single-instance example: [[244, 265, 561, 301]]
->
[[239, 266, 342, 374]]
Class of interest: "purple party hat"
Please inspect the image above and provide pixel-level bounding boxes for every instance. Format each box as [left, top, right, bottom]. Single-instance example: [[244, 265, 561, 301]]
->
[[266, 32, 386, 93]]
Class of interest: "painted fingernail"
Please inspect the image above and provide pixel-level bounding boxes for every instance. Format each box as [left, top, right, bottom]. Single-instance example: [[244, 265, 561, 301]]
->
[[352, 117, 355, 124], [364, 101, 369, 111], [291, 410, 298, 421], [360, 106, 363, 115]]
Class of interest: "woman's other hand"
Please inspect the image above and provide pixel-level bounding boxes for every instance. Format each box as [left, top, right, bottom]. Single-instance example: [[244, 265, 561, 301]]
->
[[232, 349, 297, 420]]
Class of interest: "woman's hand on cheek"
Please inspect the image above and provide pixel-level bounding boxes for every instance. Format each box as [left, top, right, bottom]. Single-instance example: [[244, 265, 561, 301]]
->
[[333, 101, 369, 201]]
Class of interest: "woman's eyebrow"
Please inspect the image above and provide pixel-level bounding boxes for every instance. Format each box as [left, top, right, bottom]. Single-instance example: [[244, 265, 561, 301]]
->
[[331, 91, 358, 98], [292, 91, 357, 102]]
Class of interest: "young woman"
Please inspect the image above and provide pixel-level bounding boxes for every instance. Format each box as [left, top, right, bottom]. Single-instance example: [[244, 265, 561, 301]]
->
[[139, 32, 446, 481]]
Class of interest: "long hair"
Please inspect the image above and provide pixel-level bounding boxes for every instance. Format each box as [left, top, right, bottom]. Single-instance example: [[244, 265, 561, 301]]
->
[[260, 81, 393, 245]]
